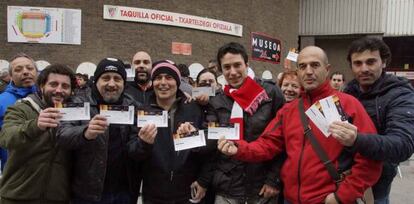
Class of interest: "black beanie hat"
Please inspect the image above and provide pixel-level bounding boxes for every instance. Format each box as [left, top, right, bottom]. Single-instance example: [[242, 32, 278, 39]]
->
[[151, 60, 181, 87], [94, 58, 126, 83]]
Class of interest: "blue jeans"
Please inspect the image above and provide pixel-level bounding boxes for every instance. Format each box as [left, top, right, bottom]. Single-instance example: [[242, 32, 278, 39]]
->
[[374, 195, 390, 204], [72, 192, 132, 204]]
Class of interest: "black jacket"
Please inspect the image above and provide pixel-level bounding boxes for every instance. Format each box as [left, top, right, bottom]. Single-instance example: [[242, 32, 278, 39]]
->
[[56, 93, 142, 202], [128, 91, 213, 203], [206, 78, 285, 200], [124, 81, 153, 105], [345, 73, 414, 199]]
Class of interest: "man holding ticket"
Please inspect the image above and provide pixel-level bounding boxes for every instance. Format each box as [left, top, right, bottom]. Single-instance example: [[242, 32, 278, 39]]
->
[[127, 60, 212, 204], [0, 64, 76, 204], [57, 58, 141, 204], [205, 42, 285, 204], [218, 46, 383, 204], [343, 37, 414, 203]]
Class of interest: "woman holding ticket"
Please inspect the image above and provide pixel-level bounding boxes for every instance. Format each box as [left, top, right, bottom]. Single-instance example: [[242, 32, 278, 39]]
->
[[128, 60, 213, 204]]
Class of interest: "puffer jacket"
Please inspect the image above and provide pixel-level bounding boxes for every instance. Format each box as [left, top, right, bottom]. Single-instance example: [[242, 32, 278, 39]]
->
[[0, 93, 71, 202], [344, 72, 414, 199], [235, 81, 383, 204], [206, 78, 285, 200], [128, 91, 213, 203], [56, 93, 141, 202]]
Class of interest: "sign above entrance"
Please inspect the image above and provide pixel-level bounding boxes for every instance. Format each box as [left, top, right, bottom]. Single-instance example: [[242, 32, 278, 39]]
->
[[251, 32, 281, 64], [103, 5, 243, 37]]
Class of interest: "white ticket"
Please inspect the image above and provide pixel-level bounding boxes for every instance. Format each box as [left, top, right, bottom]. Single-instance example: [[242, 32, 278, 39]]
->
[[173, 130, 206, 151], [207, 123, 240, 140], [137, 110, 168, 127], [320, 96, 342, 124], [305, 104, 330, 137], [100, 105, 135, 125], [192, 86, 216, 97], [57, 102, 90, 121]]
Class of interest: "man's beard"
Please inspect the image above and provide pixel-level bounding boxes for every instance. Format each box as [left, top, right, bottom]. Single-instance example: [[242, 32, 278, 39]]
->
[[135, 71, 150, 85], [43, 92, 68, 107]]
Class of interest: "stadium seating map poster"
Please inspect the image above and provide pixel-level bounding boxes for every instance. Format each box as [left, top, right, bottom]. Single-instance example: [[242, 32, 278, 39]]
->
[[7, 6, 81, 45], [251, 32, 281, 64]]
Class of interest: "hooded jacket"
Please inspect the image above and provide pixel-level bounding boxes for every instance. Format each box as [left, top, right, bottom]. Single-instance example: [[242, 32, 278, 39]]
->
[[0, 82, 37, 170], [0, 93, 71, 202], [235, 81, 382, 204], [344, 73, 414, 199]]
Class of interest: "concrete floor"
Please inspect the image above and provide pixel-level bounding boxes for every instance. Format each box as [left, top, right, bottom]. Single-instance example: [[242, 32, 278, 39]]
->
[[390, 158, 414, 203]]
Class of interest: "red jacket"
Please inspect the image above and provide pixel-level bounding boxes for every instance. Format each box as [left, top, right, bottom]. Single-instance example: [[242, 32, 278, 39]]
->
[[235, 81, 382, 204]]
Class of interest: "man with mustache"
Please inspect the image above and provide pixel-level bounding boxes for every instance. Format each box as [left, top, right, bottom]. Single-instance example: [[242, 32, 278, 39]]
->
[[125, 51, 153, 105], [0, 53, 38, 172], [218, 46, 383, 204], [0, 64, 75, 204], [339, 37, 414, 204], [57, 58, 141, 204]]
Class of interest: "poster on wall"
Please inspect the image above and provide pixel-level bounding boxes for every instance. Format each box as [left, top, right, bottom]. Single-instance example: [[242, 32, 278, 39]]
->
[[7, 6, 81, 45], [103, 5, 243, 37], [172, 42, 192, 55], [251, 32, 281, 64]]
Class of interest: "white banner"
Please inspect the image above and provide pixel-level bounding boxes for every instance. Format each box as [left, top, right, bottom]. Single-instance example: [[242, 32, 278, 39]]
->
[[7, 6, 81, 45], [103, 5, 243, 37]]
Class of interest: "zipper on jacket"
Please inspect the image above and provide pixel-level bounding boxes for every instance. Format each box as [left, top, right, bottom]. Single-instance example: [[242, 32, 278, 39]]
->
[[297, 126, 306, 204], [170, 171, 174, 181]]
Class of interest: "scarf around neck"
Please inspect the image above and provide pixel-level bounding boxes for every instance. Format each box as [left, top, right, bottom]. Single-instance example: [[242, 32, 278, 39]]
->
[[223, 77, 269, 140]]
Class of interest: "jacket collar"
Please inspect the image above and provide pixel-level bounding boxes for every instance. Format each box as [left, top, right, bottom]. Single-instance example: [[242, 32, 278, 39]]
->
[[301, 80, 335, 105], [4, 82, 37, 98]]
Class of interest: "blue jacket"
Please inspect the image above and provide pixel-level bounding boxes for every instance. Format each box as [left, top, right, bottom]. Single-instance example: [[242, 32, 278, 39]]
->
[[345, 73, 414, 199], [0, 83, 37, 170]]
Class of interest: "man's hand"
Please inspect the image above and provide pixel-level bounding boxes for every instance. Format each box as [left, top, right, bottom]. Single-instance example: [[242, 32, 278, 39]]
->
[[195, 94, 209, 106], [324, 193, 339, 204], [138, 124, 157, 144], [183, 92, 194, 104], [218, 137, 238, 156], [259, 184, 279, 198], [190, 181, 206, 202], [84, 115, 108, 140], [329, 121, 358, 146], [37, 108, 62, 130], [176, 122, 196, 136]]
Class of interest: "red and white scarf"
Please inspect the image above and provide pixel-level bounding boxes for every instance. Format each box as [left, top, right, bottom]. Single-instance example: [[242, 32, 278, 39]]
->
[[224, 77, 269, 140]]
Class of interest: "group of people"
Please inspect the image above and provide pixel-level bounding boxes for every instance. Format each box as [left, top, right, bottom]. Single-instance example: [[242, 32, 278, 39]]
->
[[0, 37, 412, 204]]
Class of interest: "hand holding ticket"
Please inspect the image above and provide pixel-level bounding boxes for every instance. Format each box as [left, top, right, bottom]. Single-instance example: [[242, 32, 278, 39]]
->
[[305, 95, 348, 137], [37, 107, 62, 130]]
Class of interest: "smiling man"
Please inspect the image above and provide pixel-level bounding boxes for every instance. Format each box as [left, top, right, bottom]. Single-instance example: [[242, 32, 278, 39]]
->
[[0, 53, 38, 171], [0, 64, 75, 204], [206, 42, 285, 204], [127, 60, 211, 203], [57, 58, 142, 204], [217, 46, 382, 204]]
